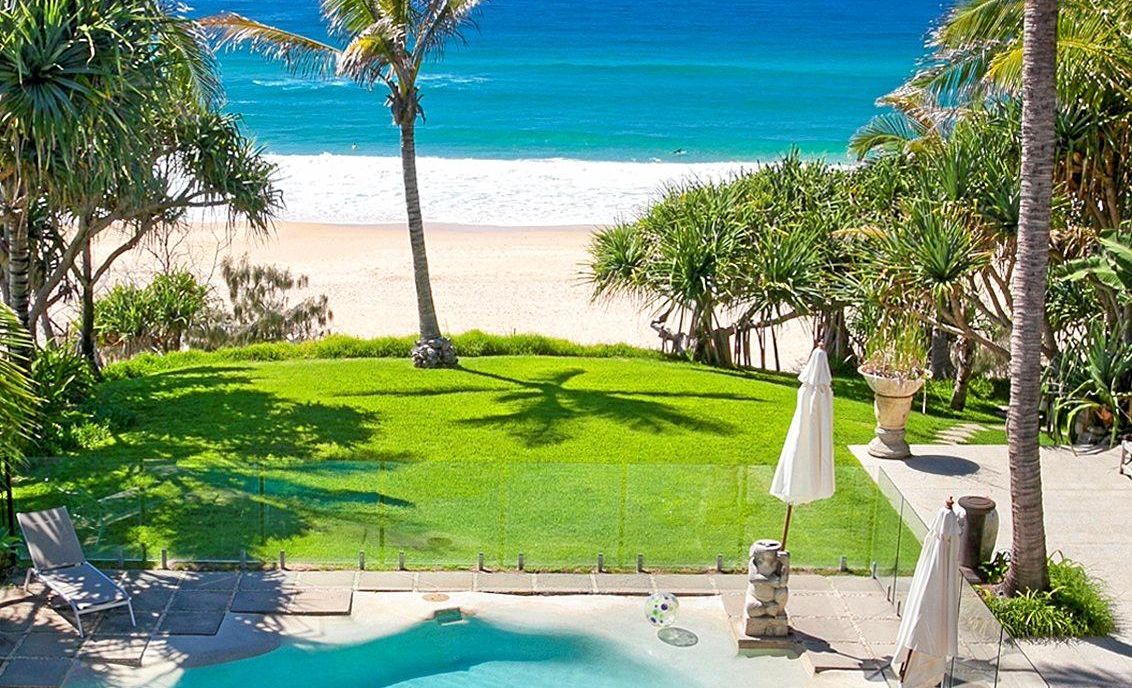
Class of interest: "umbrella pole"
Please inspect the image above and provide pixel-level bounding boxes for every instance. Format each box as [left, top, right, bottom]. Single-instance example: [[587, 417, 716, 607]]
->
[[781, 504, 794, 549]]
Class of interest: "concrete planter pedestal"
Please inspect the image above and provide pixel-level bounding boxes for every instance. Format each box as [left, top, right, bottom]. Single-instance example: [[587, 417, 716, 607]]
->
[[860, 369, 925, 460]]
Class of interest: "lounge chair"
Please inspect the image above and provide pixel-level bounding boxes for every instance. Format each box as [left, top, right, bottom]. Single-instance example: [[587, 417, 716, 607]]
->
[[16, 507, 135, 637]]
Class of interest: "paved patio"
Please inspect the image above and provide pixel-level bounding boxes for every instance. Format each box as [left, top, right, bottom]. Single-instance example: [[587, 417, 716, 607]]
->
[[853, 443, 1131, 687], [0, 569, 904, 687]]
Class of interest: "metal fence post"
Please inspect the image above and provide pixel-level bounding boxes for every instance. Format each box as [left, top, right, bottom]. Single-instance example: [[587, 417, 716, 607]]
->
[[359, 550, 366, 570], [517, 553, 524, 571], [636, 554, 644, 573], [596, 552, 604, 573]]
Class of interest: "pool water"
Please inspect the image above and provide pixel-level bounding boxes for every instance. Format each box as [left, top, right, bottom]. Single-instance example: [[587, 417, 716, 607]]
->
[[124, 594, 813, 688], [173, 616, 683, 688]]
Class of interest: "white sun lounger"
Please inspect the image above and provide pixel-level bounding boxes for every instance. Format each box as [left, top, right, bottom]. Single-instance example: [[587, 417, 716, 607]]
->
[[17, 507, 135, 637]]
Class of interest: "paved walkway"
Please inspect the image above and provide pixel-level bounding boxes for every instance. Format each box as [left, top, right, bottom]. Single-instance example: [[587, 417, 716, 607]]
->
[[853, 443, 1131, 687], [0, 569, 902, 687]]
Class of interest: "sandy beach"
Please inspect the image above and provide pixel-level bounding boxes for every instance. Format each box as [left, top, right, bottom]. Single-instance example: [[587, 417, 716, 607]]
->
[[102, 220, 815, 370]]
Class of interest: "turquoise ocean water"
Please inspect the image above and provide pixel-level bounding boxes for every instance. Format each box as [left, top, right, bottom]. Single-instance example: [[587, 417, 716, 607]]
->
[[195, 0, 942, 162], [189, 0, 944, 224]]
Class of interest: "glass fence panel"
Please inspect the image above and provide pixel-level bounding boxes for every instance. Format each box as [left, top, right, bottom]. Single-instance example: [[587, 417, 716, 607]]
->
[[381, 459, 499, 569], [507, 463, 621, 571]]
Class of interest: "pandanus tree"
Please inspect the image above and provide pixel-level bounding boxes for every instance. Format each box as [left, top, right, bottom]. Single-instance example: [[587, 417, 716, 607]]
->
[[0, 0, 279, 370], [204, 0, 486, 368]]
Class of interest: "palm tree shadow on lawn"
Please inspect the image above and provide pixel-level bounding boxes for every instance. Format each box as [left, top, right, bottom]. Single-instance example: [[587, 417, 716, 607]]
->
[[454, 366, 742, 447], [43, 366, 427, 560]]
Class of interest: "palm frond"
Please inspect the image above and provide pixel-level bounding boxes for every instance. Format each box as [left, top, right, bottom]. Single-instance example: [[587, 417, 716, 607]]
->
[[321, 0, 379, 38], [339, 20, 404, 84], [413, 0, 484, 68], [0, 304, 37, 458], [200, 13, 339, 79], [850, 113, 929, 159]]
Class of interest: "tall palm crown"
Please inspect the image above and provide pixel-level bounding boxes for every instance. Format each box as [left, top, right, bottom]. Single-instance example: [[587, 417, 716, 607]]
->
[[205, 0, 481, 117], [205, 1, 484, 368]]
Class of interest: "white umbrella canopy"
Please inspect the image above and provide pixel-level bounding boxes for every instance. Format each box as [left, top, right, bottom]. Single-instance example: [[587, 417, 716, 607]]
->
[[894, 502, 962, 688], [769, 347, 835, 546]]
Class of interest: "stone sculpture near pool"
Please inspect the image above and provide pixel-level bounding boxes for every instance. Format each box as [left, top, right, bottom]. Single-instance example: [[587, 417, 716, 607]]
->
[[744, 539, 790, 638]]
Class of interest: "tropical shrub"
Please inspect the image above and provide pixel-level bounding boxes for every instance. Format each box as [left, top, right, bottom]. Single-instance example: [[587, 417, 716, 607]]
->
[[859, 316, 929, 380], [189, 256, 332, 349], [1047, 326, 1132, 446], [588, 153, 852, 368], [95, 272, 209, 359], [103, 331, 661, 380], [28, 345, 96, 454], [981, 557, 1115, 638], [0, 528, 19, 577]]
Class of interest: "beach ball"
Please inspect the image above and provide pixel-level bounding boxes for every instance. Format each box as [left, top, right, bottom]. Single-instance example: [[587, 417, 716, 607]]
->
[[645, 592, 679, 627]]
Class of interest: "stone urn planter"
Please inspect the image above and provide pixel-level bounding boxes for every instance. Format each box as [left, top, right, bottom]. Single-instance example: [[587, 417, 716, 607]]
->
[[860, 369, 926, 459]]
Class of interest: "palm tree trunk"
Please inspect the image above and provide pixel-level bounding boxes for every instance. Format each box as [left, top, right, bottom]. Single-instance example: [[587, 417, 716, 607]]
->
[[399, 120, 442, 341], [950, 336, 975, 411], [5, 218, 30, 333], [79, 237, 100, 376], [1003, 0, 1057, 596]]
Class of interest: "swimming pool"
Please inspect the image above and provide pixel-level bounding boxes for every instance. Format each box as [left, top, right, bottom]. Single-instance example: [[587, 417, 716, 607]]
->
[[82, 594, 817, 687]]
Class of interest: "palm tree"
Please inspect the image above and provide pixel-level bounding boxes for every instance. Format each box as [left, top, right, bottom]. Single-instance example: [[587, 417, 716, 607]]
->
[[1003, 0, 1058, 596], [0, 303, 36, 531], [204, 0, 484, 368]]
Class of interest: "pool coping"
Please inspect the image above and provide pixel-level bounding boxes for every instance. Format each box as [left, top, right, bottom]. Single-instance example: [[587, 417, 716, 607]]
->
[[0, 571, 897, 687]]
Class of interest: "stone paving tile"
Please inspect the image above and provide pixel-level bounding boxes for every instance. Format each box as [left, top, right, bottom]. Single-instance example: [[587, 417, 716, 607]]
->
[[841, 592, 899, 620], [0, 603, 38, 634], [93, 610, 160, 636], [787, 592, 850, 618], [827, 576, 884, 593], [0, 633, 19, 659], [709, 575, 747, 591], [127, 587, 175, 612], [178, 572, 240, 592], [416, 572, 475, 592], [167, 591, 231, 613], [535, 573, 594, 593], [800, 640, 884, 672], [854, 617, 901, 641], [653, 574, 715, 594], [115, 571, 181, 591], [790, 615, 861, 643], [297, 571, 356, 588], [0, 657, 72, 687], [356, 571, 415, 591], [594, 574, 654, 595], [230, 591, 291, 614], [237, 571, 299, 591], [476, 573, 533, 594], [158, 612, 225, 636], [12, 633, 83, 658], [286, 590, 352, 615], [790, 575, 834, 592], [77, 636, 148, 667], [28, 607, 81, 636]]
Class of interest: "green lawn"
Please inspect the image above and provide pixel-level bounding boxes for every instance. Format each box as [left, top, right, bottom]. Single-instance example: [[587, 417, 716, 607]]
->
[[15, 356, 1003, 571]]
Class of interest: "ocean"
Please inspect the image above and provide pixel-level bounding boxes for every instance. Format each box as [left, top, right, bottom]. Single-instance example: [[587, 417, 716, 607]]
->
[[192, 0, 944, 225]]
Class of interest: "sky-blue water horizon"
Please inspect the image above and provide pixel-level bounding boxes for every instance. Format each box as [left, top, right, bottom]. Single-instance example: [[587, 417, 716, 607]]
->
[[195, 0, 945, 163]]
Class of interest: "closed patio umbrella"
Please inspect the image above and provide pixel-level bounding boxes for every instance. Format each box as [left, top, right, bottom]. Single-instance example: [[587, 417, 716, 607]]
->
[[769, 347, 835, 548], [893, 499, 962, 688]]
